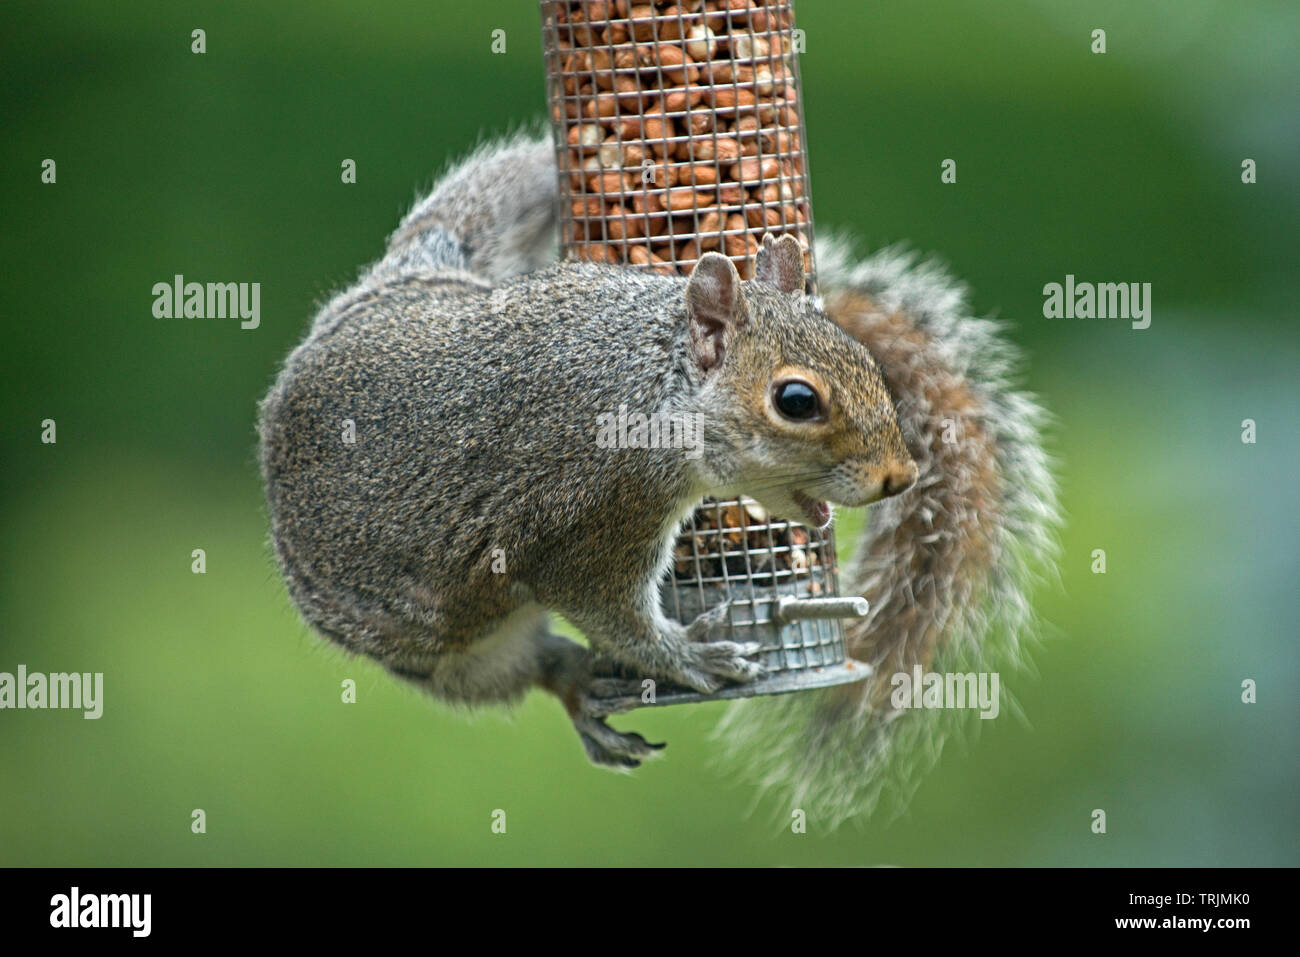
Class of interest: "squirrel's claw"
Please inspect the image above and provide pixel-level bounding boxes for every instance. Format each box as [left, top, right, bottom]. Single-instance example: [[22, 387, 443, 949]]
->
[[573, 712, 665, 770]]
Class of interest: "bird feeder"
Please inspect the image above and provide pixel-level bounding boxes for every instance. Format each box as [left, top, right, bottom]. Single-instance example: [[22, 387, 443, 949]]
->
[[540, 0, 871, 704]]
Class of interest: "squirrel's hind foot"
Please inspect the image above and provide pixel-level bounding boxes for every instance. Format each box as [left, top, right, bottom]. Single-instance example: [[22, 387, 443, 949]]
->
[[572, 710, 665, 770]]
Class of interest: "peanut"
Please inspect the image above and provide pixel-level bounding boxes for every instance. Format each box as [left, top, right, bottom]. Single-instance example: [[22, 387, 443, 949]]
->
[[685, 25, 717, 61]]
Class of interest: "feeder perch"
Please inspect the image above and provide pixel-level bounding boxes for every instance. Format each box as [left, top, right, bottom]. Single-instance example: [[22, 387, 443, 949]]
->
[[540, 0, 871, 705]]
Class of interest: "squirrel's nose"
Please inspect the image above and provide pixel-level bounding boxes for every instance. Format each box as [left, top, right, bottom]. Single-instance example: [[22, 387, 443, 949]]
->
[[880, 461, 919, 499]]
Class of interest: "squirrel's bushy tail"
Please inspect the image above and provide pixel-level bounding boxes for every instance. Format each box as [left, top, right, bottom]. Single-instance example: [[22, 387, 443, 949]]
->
[[378, 131, 557, 285], [713, 237, 1061, 825]]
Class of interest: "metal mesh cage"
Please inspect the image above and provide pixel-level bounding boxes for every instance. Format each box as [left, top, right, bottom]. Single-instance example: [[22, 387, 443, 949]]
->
[[540, 0, 870, 705], [541, 0, 817, 285]]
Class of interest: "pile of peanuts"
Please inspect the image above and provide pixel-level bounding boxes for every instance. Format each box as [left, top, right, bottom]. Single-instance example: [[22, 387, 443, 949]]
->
[[543, 0, 814, 279], [672, 498, 826, 583]]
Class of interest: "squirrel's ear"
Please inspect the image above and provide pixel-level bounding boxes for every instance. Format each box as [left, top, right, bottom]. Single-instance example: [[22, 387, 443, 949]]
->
[[686, 253, 747, 374], [754, 233, 805, 295]]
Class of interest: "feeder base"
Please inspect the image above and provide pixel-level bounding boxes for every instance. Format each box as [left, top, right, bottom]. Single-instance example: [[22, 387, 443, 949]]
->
[[608, 658, 873, 710]]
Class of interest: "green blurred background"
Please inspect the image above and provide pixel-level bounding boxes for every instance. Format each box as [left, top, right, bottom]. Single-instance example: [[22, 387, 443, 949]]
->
[[2, 0, 1296, 865]]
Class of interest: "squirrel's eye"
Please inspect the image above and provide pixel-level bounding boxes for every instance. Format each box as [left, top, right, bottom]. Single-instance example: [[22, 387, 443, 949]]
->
[[774, 380, 821, 421]]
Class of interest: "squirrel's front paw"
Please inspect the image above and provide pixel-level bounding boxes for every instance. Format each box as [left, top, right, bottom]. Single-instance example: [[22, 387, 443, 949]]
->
[[667, 604, 765, 692], [669, 639, 765, 693]]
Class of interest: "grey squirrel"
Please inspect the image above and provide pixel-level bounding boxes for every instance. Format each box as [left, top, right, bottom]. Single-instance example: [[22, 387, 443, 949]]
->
[[259, 133, 1058, 816]]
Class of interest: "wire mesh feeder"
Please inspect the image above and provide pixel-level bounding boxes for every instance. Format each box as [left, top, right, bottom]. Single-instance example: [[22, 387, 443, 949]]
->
[[540, 0, 817, 283], [540, 0, 871, 705]]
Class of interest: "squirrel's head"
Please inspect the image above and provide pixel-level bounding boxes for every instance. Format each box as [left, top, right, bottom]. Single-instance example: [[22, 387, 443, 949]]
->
[[685, 235, 918, 529]]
